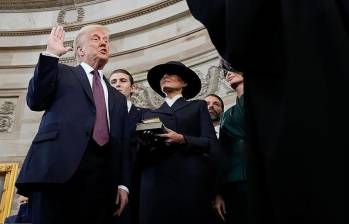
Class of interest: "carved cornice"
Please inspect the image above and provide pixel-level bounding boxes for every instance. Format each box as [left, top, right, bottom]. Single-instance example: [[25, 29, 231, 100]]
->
[[0, 10, 191, 50], [0, 26, 206, 69], [0, 0, 183, 37], [0, 0, 109, 12], [0, 164, 12, 172]]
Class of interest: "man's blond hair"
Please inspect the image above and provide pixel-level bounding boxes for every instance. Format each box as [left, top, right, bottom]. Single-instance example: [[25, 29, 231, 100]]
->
[[73, 24, 110, 63]]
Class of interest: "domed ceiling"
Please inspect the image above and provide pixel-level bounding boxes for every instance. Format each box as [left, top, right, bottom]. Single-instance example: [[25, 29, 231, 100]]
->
[[0, 0, 106, 11]]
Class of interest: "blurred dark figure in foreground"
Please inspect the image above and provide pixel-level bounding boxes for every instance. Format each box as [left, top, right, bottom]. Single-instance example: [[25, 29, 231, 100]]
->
[[186, 1, 349, 223]]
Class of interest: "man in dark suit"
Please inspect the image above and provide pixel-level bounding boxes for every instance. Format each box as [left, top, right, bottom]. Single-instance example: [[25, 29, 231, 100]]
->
[[16, 25, 131, 224], [109, 69, 149, 224], [109, 69, 149, 135], [186, 1, 349, 223], [204, 94, 224, 138], [4, 196, 31, 224]]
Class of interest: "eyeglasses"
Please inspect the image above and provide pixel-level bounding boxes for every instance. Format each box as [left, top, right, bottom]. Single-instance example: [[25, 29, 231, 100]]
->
[[209, 66, 243, 78]]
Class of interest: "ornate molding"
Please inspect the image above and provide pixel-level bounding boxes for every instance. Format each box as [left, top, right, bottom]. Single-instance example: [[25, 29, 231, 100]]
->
[[0, 0, 184, 37], [0, 98, 17, 133], [0, 0, 108, 12], [0, 165, 12, 172], [0, 163, 19, 223], [0, 91, 25, 140], [0, 26, 206, 69], [0, 10, 191, 51], [60, 26, 205, 64], [57, 7, 85, 25]]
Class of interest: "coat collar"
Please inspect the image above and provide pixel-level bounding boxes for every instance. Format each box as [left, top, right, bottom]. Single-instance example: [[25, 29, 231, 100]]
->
[[153, 97, 191, 114], [170, 97, 191, 112], [129, 104, 137, 115], [153, 101, 172, 115]]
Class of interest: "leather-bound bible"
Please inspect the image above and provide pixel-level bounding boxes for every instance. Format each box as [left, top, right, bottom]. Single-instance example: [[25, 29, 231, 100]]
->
[[136, 117, 166, 152]]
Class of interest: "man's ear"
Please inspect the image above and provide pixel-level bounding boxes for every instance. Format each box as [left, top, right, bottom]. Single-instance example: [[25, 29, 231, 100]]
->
[[131, 84, 136, 93], [76, 46, 84, 57]]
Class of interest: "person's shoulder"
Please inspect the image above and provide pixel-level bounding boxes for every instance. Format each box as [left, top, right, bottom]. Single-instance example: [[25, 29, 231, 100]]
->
[[58, 62, 75, 71], [110, 87, 127, 101], [4, 215, 17, 223], [188, 99, 207, 107], [187, 99, 204, 103], [223, 105, 234, 115], [135, 106, 150, 113], [221, 106, 234, 122]]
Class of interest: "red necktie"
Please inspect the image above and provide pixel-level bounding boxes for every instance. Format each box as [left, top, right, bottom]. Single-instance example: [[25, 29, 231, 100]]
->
[[91, 70, 109, 146]]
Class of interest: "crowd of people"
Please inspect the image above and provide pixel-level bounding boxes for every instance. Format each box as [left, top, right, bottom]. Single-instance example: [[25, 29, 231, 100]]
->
[[8, 23, 247, 224], [8, 1, 348, 223]]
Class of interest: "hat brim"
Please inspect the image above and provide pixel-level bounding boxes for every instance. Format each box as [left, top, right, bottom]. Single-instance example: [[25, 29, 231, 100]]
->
[[147, 64, 201, 99]]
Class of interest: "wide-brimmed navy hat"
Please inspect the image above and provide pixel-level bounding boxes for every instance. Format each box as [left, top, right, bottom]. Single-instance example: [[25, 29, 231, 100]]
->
[[147, 61, 201, 99]]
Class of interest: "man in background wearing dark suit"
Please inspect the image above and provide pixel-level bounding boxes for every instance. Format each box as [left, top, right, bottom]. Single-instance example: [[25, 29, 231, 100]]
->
[[4, 195, 31, 224], [205, 94, 224, 138], [16, 25, 131, 224], [109, 69, 149, 224]]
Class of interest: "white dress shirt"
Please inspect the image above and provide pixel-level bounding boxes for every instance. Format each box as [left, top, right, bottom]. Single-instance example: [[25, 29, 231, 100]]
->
[[80, 62, 110, 129], [127, 100, 132, 113], [214, 124, 220, 138], [165, 94, 183, 107]]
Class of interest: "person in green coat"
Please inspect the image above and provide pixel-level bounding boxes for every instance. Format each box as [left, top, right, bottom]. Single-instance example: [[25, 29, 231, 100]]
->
[[213, 58, 247, 224]]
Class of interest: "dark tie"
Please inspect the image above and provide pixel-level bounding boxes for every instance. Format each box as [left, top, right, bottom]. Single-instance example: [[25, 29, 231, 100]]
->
[[91, 70, 109, 146]]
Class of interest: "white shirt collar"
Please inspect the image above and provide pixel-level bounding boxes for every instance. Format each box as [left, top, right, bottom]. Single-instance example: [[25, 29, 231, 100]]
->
[[127, 100, 132, 113], [80, 62, 104, 78], [165, 94, 183, 107], [214, 124, 220, 138]]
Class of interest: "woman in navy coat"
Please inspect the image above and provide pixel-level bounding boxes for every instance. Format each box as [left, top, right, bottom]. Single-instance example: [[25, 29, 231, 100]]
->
[[138, 61, 217, 224]]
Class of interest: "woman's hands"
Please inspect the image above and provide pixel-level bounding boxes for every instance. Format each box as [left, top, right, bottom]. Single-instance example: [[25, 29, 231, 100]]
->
[[158, 127, 186, 144]]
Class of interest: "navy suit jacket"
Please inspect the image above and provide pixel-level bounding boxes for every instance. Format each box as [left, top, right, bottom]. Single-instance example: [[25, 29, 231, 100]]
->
[[4, 215, 16, 224], [128, 105, 148, 136], [128, 105, 149, 162], [16, 54, 131, 195]]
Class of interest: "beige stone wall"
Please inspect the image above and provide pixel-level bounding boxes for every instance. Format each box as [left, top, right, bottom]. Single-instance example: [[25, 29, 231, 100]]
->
[[0, 0, 237, 215]]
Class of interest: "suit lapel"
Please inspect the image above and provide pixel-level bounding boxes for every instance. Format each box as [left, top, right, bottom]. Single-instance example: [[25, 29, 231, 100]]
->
[[104, 76, 116, 115], [171, 97, 191, 112], [129, 104, 140, 125], [153, 102, 173, 115], [72, 65, 94, 104]]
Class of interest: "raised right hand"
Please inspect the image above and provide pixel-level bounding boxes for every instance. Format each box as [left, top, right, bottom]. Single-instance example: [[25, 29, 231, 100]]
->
[[46, 26, 72, 57]]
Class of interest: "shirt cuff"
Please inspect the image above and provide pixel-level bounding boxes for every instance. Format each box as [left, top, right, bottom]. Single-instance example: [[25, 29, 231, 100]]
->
[[118, 185, 129, 193], [41, 51, 60, 58]]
